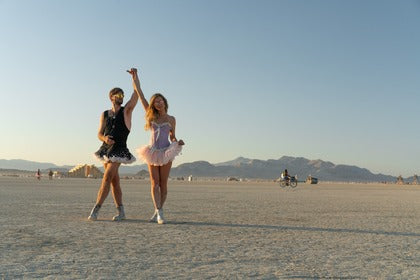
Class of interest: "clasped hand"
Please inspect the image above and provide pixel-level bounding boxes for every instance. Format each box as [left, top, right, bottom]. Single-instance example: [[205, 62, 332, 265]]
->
[[105, 135, 115, 145]]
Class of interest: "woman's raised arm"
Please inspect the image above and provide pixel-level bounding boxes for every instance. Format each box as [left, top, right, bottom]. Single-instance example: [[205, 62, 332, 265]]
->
[[127, 68, 149, 111]]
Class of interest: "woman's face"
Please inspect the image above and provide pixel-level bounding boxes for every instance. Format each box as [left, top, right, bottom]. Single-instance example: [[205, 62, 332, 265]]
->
[[153, 96, 165, 111]]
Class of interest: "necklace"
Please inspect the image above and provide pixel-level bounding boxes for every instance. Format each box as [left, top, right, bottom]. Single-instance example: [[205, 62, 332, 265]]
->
[[108, 110, 118, 130], [110, 109, 119, 119]]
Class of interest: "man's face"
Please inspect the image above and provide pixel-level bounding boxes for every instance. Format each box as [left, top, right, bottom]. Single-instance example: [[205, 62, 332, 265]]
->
[[111, 92, 124, 105]]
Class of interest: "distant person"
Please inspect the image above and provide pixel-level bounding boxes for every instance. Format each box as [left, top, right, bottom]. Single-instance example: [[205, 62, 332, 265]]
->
[[88, 72, 139, 221], [129, 68, 184, 224], [48, 170, 53, 180], [281, 169, 290, 182], [36, 169, 41, 180]]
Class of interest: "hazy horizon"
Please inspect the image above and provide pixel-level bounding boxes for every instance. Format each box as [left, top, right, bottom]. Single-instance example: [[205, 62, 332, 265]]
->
[[0, 155, 417, 179]]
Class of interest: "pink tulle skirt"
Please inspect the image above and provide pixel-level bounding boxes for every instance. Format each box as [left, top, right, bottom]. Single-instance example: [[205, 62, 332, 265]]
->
[[137, 142, 182, 166]]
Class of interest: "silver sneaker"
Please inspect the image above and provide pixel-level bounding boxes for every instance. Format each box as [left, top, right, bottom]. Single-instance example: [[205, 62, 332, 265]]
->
[[112, 205, 126, 221], [88, 205, 101, 221], [157, 208, 165, 224], [149, 209, 158, 223]]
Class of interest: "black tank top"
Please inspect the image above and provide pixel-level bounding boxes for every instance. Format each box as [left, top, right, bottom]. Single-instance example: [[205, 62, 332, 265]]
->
[[103, 107, 130, 148]]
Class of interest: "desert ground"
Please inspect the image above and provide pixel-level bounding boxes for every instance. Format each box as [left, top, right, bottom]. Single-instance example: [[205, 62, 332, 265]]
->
[[0, 177, 419, 279]]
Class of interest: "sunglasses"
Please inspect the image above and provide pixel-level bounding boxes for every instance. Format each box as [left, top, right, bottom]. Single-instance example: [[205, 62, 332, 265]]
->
[[112, 93, 124, 98]]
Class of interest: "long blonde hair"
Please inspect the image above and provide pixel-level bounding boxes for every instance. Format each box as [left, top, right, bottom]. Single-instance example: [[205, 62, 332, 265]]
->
[[145, 93, 168, 130]]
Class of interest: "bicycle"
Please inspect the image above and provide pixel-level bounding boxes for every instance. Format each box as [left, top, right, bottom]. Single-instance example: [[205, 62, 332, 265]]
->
[[279, 176, 298, 188]]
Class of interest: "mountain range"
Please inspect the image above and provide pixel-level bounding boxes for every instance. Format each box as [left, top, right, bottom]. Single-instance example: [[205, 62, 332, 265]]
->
[[1, 157, 415, 182], [170, 156, 403, 182], [0, 159, 147, 175]]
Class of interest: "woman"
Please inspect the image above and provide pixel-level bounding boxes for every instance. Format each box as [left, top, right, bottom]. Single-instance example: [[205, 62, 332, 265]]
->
[[128, 68, 184, 224]]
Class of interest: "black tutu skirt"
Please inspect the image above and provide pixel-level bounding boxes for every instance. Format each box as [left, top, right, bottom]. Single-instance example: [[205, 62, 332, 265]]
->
[[94, 143, 136, 164]]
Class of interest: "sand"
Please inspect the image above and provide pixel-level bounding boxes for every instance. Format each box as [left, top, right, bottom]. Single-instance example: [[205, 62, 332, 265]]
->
[[0, 177, 419, 279]]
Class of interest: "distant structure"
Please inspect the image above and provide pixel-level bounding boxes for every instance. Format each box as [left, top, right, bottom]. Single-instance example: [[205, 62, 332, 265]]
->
[[227, 177, 239, 182], [53, 171, 65, 178], [306, 175, 318, 184], [135, 169, 149, 179], [413, 175, 418, 185], [68, 164, 103, 178], [396, 175, 404, 185]]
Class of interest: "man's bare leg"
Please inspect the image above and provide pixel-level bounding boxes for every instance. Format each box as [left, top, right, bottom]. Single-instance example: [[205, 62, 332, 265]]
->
[[110, 164, 126, 221], [88, 162, 119, 220], [110, 164, 122, 206]]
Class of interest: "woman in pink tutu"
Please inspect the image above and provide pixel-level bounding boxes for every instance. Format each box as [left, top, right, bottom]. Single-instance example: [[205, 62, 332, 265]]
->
[[128, 68, 184, 224]]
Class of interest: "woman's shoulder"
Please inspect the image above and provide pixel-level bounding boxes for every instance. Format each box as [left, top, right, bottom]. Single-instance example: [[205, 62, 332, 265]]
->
[[167, 115, 176, 125]]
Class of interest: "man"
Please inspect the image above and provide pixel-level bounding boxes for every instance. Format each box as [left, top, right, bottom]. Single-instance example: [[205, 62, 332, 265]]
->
[[281, 169, 290, 182], [88, 69, 139, 221]]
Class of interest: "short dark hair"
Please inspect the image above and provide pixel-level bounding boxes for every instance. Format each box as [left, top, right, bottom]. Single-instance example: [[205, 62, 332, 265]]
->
[[109, 87, 124, 98]]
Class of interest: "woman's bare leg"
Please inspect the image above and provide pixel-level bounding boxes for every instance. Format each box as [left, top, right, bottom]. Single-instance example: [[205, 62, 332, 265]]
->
[[148, 164, 161, 210], [159, 161, 172, 208]]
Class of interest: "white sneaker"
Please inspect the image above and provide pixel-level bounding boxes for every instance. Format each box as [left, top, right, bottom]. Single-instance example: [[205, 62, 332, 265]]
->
[[112, 205, 126, 221], [149, 209, 158, 223], [157, 208, 165, 224], [88, 205, 101, 221]]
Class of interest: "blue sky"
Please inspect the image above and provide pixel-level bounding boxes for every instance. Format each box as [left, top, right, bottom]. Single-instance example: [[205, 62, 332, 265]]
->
[[1, 0, 419, 176]]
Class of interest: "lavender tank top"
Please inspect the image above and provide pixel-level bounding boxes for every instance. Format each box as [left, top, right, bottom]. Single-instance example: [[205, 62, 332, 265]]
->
[[150, 122, 171, 150]]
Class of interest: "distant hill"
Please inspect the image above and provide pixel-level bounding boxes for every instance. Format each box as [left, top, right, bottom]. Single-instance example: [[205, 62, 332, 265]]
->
[[135, 169, 150, 178], [171, 156, 399, 182], [215, 157, 253, 166], [0, 157, 414, 182], [0, 168, 34, 176], [0, 159, 147, 175], [0, 159, 71, 171]]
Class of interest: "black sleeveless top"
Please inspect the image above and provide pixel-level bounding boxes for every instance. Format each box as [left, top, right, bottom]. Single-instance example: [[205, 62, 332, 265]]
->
[[95, 106, 135, 163], [103, 106, 130, 149]]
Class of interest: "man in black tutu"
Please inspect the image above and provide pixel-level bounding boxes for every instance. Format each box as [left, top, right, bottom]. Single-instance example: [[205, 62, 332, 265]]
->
[[88, 69, 139, 221]]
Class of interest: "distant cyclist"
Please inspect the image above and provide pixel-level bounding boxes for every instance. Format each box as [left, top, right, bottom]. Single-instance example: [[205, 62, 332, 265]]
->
[[279, 169, 297, 188], [281, 169, 290, 182]]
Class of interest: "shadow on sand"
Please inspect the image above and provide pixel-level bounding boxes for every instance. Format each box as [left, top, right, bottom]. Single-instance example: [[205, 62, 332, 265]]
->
[[121, 219, 419, 237]]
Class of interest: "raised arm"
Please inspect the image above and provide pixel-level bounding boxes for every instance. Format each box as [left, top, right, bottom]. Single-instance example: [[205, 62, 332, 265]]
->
[[124, 90, 138, 114], [127, 68, 149, 111]]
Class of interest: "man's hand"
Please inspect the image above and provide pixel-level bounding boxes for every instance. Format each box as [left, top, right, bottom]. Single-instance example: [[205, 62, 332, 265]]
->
[[178, 139, 185, 146], [105, 135, 115, 145]]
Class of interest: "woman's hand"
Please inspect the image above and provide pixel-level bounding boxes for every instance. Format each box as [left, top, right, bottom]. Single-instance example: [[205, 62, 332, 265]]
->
[[127, 68, 138, 80]]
